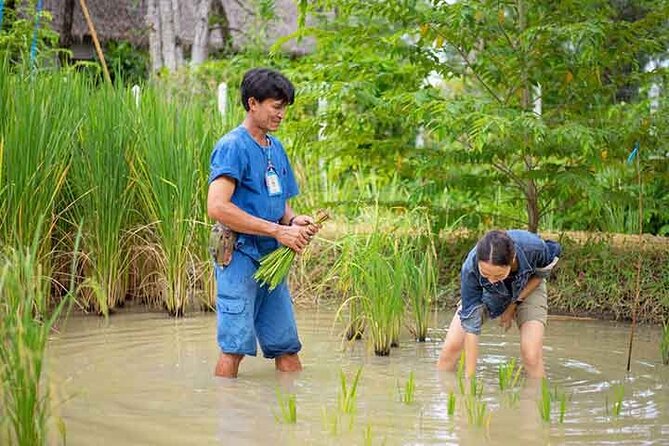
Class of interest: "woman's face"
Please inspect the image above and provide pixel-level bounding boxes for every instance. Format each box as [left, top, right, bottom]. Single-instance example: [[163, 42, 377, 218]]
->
[[478, 261, 511, 284]]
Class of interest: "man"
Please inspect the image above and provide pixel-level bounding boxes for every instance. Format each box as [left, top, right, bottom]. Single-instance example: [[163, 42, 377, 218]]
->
[[207, 68, 318, 378], [437, 230, 561, 378]]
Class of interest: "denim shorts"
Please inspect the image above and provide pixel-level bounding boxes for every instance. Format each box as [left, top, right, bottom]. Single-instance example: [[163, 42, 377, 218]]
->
[[215, 250, 302, 358]]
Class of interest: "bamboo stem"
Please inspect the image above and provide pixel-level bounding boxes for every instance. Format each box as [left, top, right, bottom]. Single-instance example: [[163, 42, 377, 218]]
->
[[78, 0, 111, 84], [626, 145, 643, 373]]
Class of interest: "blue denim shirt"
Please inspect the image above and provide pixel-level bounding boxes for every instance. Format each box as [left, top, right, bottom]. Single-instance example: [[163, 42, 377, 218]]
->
[[459, 230, 561, 335], [208, 125, 299, 261]]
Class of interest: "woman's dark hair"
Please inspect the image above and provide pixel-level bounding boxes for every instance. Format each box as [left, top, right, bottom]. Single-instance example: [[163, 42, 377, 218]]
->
[[240, 68, 295, 111], [476, 230, 515, 266]]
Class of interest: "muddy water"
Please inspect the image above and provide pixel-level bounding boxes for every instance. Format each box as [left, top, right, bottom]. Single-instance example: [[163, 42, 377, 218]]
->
[[48, 309, 669, 445]]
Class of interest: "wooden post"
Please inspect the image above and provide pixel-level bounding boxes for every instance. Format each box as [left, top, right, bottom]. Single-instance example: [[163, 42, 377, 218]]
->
[[78, 0, 111, 84]]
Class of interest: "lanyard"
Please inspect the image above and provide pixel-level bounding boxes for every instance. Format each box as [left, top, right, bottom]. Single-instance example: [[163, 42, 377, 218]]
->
[[262, 139, 275, 171]]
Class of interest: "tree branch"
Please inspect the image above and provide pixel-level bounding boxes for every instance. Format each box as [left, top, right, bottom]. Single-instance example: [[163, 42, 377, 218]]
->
[[428, 25, 504, 105]]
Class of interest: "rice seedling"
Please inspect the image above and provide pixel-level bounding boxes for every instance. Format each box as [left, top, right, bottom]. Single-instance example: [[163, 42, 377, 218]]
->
[[321, 405, 342, 436], [338, 367, 362, 415], [611, 383, 625, 417], [254, 209, 330, 290], [552, 384, 569, 424], [65, 82, 136, 314], [397, 371, 416, 405], [131, 89, 212, 316], [363, 424, 373, 445], [661, 321, 669, 365], [456, 353, 466, 395], [538, 378, 552, 423], [447, 392, 456, 417], [537, 378, 569, 424], [274, 387, 297, 424], [498, 358, 523, 392], [0, 225, 81, 445]]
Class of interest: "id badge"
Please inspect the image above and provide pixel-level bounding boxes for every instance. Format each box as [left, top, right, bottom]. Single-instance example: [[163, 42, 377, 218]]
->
[[266, 169, 282, 196]]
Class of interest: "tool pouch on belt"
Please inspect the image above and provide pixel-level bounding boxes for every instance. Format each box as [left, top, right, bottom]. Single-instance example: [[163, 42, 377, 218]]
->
[[208, 223, 237, 267]]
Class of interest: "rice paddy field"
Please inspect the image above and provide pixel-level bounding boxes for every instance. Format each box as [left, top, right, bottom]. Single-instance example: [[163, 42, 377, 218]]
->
[[1, 61, 668, 445], [45, 309, 669, 445]]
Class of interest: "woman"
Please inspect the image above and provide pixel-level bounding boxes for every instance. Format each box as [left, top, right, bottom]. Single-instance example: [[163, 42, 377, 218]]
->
[[437, 230, 561, 378]]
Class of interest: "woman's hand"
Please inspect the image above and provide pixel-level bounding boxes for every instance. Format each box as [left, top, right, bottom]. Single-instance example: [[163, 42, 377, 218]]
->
[[499, 303, 517, 332]]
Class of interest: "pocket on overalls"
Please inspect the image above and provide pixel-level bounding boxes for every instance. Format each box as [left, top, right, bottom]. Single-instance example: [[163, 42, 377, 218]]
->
[[217, 296, 246, 314]]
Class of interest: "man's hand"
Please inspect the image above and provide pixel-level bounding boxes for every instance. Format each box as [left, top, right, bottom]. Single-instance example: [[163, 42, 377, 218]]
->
[[275, 224, 311, 253], [499, 303, 517, 332], [290, 215, 320, 242]]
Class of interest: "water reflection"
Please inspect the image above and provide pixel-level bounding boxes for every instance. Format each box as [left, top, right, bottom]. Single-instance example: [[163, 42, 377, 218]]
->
[[48, 309, 669, 445]]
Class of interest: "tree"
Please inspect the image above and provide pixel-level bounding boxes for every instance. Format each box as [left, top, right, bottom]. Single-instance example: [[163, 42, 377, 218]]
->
[[291, 0, 668, 232]]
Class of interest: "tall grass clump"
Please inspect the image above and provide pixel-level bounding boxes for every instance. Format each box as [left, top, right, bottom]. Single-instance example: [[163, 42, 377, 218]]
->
[[348, 234, 405, 356], [132, 90, 214, 316], [65, 83, 137, 314], [332, 235, 365, 341], [0, 66, 75, 313], [404, 216, 439, 342], [0, 230, 79, 445]]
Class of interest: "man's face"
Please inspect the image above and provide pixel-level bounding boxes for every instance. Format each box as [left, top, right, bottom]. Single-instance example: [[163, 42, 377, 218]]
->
[[248, 97, 287, 132]]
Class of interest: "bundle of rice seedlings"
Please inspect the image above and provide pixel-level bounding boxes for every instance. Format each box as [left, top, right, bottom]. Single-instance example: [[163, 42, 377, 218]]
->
[[254, 210, 329, 290]]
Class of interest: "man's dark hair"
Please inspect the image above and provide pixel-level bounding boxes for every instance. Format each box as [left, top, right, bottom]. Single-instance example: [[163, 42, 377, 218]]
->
[[476, 230, 515, 266], [240, 68, 295, 111]]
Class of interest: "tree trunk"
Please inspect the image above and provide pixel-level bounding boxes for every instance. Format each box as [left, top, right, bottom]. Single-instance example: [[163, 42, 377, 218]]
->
[[159, 0, 176, 70], [525, 181, 539, 234], [171, 0, 183, 67], [59, 0, 76, 48], [147, 0, 163, 72], [191, 0, 211, 66], [517, 0, 539, 233]]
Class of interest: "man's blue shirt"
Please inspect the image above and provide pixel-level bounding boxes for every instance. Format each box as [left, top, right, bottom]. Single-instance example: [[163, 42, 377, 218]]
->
[[459, 230, 561, 335], [208, 125, 299, 261]]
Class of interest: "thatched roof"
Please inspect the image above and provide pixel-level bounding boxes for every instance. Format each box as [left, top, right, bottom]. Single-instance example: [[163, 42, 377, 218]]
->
[[43, 0, 310, 53]]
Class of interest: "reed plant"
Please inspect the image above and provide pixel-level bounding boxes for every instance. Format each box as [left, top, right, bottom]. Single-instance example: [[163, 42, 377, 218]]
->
[[273, 387, 297, 424], [65, 82, 136, 314], [0, 227, 80, 445], [397, 371, 416, 405], [661, 321, 669, 365], [131, 89, 213, 316]]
